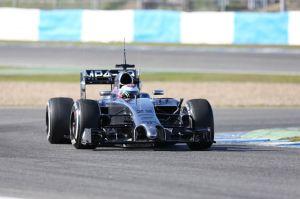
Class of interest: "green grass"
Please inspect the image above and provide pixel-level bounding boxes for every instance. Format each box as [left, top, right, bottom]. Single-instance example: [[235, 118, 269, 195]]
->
[[0, 66, 11, 70], [0, 74, 79, 82], [142, 73, 300, 83], [1, 72, 300, 83], [286, 136, 300, 142]]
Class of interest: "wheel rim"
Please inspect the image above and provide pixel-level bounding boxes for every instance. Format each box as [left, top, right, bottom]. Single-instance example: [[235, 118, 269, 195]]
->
[[46, 104, 51, 140], [72, 112, 77, 138], [70, 109, 80, 144]]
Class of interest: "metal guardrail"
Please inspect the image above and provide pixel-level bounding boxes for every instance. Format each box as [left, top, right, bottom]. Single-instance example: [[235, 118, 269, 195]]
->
[[0, 0, 299, 11]]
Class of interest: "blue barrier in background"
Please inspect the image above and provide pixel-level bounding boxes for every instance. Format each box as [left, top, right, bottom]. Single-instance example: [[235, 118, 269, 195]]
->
[[39, 10, 82, 41], [234, 12, 289, 45], [1, 8, 294, 45], [134, 10, 180, 43]]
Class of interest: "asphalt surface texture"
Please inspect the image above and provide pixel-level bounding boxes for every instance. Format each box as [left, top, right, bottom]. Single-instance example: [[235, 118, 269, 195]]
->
[[0, 107, 299, 199], [1, 43, 300, 74]]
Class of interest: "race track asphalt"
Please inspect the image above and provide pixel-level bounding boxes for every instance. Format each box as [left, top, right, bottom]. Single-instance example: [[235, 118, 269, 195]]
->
[[0, 108, 299, 199], [1, 44, 300, 74]]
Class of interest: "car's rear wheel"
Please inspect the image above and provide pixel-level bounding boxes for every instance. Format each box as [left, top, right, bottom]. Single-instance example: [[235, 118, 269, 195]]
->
[[185, 99, 214, 150], [46, 97, 73, 144], [70, 99, 100, 149]]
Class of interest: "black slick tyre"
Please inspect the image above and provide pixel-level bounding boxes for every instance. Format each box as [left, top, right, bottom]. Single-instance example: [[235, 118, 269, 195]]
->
[[186, 99, 214, 150], [46, 97, 74, 144], [70, 99, 100, 149]]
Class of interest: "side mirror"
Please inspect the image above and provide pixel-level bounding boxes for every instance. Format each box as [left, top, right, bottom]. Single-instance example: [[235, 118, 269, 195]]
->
[[153, 89, 164, 95], [100, 91, 111, 97]]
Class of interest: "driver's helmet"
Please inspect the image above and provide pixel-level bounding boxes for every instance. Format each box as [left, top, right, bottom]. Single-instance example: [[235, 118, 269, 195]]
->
[[118, 84, 139, 99]]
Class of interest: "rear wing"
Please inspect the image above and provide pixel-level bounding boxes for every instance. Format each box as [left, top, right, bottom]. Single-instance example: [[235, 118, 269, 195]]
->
[[80, 69, 138, 99]]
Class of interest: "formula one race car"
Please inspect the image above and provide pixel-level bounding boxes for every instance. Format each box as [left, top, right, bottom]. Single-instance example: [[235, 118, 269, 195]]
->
[[46, 56, 215, 150]]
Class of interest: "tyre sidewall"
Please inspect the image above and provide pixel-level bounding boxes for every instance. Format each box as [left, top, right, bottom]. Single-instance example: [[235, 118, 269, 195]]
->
[[46, 97, 73, 144], [70, 99, 100, 149], [186, 99, 214, 150]]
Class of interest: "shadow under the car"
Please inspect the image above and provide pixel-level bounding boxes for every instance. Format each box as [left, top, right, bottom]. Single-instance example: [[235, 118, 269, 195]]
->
[[210, 144, 279, 152], [92, 144, 279, 152]]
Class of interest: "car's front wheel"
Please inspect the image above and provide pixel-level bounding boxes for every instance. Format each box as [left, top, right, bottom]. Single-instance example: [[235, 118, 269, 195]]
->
[[70, 99, 100, 149], [185, 99, 214, 150]]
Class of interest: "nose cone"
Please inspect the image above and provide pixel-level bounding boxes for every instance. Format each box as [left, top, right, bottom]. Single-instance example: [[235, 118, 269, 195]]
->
[[146, 125, 158, 140], [135, 124, 165, 141]]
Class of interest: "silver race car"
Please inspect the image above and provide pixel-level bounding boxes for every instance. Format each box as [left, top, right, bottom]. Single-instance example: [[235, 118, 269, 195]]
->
[[46, 58, 215, 150]]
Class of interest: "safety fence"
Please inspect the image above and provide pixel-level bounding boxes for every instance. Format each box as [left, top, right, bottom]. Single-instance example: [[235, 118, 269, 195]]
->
[[0, 8, 299, 45]]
